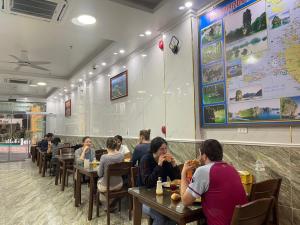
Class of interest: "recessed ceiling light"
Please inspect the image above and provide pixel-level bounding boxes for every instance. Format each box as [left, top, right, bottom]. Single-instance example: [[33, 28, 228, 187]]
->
[[101, 62, 107, 66], [185, 2, 193, 8], [54, 96, 57, 99], [142, 54, 147, 57], [119, 49, 125, 54], [123, 65, 126, 69], [78, 79, 83, 82], [88, 71, 93, 75], [145, 30, 152, 36], [64, 89, 68, 92], [59, 93, 63, 96], [139, 34, 145, 37], [37, 82, 47, 86], [29, 84, 37, 87], [178, 6, 185, 10], [107, 74, 111, 77], [70, 84, 75, 88], [114, 52, 118, 55], [72, 14, 96, 26]]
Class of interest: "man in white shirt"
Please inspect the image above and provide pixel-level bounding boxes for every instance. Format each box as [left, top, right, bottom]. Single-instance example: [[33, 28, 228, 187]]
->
[[115, 135, 131, 160]]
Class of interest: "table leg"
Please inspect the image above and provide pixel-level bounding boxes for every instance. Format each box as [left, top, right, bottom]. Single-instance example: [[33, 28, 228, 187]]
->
[[61, 161, 67, 191], [39, 155, 43, 174], [42, 155, 47, 177], [88, 176, 94, 221], [133, 196, 142, 225], [55, 161, 60, 185], [36, 151, 39, 167], [75, 170, 81, 207]]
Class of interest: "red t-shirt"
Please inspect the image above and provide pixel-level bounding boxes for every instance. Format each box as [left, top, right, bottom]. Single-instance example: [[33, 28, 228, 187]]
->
[[188, 162, 247, 225]]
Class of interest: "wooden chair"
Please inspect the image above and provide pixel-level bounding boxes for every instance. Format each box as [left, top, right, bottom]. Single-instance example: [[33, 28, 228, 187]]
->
[[131, 167, 153, 225], [230, 198, 274, 225], [96, 162, 132, 225], [59, 147, 74, 155], [63, 143, 71, 148], [249, 178, 282, 225], [95, 149, 107, 161], [58, 148, 75, 186], [178, 163, 184, 173]]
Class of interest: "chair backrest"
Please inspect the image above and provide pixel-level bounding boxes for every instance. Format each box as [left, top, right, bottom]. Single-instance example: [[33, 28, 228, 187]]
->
[[131, 167, 138, 187], [63, 143, 71, 148], [178, 164, 184, 173], [106, 162, 132, 189], [230, 198, 274, 225], [95, 149, 107, 161], [249, 178, 282, 201], [59, 147, 74, 155]]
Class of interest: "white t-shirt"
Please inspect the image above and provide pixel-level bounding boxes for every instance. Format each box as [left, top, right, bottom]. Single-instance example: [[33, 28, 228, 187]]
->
[[119, 144, 130, 154]]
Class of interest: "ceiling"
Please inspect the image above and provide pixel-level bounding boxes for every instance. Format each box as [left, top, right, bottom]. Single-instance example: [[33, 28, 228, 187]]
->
[[0, 0, 212, 100]]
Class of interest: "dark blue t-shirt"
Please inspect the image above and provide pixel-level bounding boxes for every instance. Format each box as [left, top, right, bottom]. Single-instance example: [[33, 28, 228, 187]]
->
[[131, 143, 150, 166]]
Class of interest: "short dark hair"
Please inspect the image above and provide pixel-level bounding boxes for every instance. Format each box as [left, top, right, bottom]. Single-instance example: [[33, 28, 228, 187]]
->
[[52, 137, 61, 145], [47, 133, 54, 138], [150, 137, 167, 154], [82, 136, 90, 143], [200, 139, 223, 161], [106, 137, 118, 149], [114, 135, 122, 142], [140, 129, 151, 141]]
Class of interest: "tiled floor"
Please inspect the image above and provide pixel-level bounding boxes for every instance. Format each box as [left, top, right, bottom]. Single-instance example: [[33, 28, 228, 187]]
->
[[0, 160, 148, 225]]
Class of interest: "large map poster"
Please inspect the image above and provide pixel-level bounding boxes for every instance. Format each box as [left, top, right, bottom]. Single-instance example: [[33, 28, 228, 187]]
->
[[199, 0, 300, 126]]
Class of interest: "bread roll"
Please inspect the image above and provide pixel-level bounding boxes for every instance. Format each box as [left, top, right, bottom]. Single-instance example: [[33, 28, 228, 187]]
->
[[171, 193, 181, 201]]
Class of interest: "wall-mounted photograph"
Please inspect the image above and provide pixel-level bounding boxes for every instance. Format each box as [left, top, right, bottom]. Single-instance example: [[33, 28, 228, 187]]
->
[[65, 99, 71, 117], [110, 70, 128, 100]]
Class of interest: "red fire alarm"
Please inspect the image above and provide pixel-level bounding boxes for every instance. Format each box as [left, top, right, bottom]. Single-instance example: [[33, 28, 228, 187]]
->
[[158, 40, 164, 50], [161, 125, 166, 135]]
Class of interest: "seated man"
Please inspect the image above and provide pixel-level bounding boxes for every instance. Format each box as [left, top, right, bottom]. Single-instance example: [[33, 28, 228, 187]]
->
[[139, 136, 180, 225], [39, 133, 54, 152], [180, 139, 247, 225], [115, 135, 131, 160]]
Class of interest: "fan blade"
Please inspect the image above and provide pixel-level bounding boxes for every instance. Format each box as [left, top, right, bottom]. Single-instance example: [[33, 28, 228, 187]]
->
[[9, 55, 22, 62], [0, 61, 19, 64], [15, 65, 22, 71], [30, 61, 51, 65], [29, 64, 49, 71]]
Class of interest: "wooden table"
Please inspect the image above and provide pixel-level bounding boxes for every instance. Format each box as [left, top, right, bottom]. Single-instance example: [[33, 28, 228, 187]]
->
[[55, 154, 75, 191], [74, 165, 98, 221], [129, 187, 203, 225]]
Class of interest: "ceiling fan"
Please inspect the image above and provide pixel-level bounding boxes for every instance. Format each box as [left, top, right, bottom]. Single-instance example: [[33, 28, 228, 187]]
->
[[0, 50, 51, 71]]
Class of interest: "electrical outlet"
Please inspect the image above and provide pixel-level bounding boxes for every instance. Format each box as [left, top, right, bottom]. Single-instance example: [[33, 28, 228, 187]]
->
[[237, 128, 248, 134]]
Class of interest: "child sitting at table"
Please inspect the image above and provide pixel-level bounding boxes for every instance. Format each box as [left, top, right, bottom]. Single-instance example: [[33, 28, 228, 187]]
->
[[97, 137, 124, 211]]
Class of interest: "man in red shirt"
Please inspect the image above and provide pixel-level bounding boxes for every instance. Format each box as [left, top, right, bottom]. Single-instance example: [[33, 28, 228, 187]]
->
[[180, 139, 247, 225]]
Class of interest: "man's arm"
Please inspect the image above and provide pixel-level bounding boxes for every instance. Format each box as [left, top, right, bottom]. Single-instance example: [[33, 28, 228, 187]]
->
[[181, 163, 196, 206]]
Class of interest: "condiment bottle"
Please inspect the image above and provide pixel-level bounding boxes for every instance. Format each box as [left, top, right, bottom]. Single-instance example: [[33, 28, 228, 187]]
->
[[156, 177, 163, 195]]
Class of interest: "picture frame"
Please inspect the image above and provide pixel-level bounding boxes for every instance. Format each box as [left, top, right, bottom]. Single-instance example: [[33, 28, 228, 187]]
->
[[110, 70, 128, 100], [65, 99, 71, 117]]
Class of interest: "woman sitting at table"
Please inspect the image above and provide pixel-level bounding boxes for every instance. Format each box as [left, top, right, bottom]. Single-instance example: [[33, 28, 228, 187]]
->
[[75, 136, 95, 165], [97, 137, 124, 210], [139, 136, 180, 225], [131, 129, 151, 166]]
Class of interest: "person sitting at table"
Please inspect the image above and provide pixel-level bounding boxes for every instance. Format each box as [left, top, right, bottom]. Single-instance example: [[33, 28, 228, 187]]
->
[[37, 134, 47, 148], [180, 139, 247, 225], [131, 129, 151, 166], [139, 136, 180, 225], [48, 137, 62, 176], [75, 136, 95, 165], [97, 137, 124, 211], [115, 135, 131, 160], [40, 133, 54, 152]]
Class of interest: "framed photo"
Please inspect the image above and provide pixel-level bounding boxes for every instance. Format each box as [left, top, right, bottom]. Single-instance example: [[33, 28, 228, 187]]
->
[[65, 99, 71, 117], [110, 70, 128, 100]]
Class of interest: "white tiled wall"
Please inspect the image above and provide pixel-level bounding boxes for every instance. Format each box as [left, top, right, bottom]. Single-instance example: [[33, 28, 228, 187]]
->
[[47, 17, 196, 140]]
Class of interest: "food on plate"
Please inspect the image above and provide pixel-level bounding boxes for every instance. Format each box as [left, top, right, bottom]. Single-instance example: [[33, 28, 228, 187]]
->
[[171, 193, 181, 201]]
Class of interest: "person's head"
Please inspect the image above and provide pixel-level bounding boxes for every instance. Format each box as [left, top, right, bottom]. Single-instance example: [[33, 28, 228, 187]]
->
[[46, 133, 54, 141], [43, 134, 47, 140], [139, 129, 151, 143], [52, 137, 61, 146], [82, 136, 92, 148], [114, 135, 123, 148], [199, 139, 223, 164], [150, 137, 168, 158], [106, 137, 118, 151]]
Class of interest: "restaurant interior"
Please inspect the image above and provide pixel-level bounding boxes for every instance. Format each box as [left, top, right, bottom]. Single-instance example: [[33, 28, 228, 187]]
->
[[0, 0, 300, 225]]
